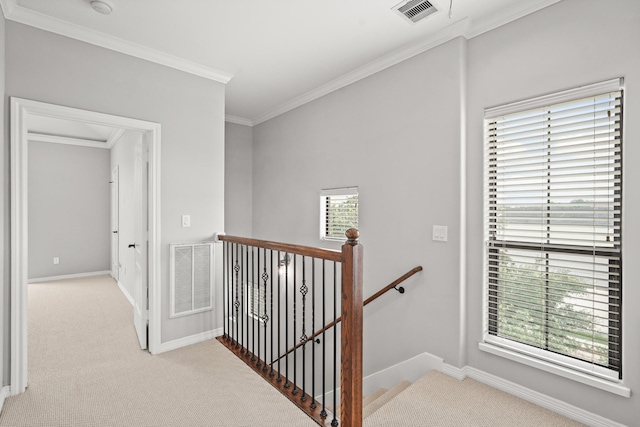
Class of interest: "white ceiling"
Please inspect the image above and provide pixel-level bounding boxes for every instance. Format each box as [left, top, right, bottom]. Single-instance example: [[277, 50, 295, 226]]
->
[[3, 0, 562, 125]]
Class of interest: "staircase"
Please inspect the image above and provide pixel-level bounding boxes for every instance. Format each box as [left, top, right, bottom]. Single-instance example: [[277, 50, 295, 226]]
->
[[358, 371, 585, 427]]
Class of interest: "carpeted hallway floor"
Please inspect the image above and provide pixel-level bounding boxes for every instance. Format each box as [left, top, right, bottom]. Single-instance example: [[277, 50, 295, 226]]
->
[[0, 275, 317, 427]]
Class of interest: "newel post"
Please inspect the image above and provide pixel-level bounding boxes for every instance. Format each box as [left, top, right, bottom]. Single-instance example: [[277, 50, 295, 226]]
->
[[340, 228, 363, 427]]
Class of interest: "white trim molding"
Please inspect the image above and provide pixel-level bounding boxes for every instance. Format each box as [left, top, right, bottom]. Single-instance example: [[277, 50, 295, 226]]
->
[[117, 281, 135, 307], [463, 367, 628, 427], [0, 1, 232, 84], [154, 329, 222, 355], [10, 97, 163, 395], [252, 0, 563, 125], [225, 115, 253, 127], [28, 270, 111, 284]]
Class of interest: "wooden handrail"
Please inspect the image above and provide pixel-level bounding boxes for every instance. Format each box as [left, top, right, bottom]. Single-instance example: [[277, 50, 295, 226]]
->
[[271, 265, 423, 365], [218, 234, 342, 262]]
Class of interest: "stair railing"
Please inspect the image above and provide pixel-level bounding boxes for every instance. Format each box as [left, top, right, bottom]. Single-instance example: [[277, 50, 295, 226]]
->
[[271, 266, 423, 365], [217, 229, 363, 427]]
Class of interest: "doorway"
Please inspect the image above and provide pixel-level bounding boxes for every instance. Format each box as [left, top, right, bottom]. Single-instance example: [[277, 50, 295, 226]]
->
[[10, 98, 162, 395]]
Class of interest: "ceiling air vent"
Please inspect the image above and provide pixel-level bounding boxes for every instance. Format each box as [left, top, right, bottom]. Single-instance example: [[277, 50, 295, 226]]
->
[[394, 0, 438, 24]]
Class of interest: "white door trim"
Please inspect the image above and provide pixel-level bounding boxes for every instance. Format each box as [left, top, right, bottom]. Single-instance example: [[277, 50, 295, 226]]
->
[[10, 97, 162, 395]]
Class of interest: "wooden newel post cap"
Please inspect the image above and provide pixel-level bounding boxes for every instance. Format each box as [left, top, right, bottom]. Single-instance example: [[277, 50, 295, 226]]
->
[[345, 228, 359, 245]]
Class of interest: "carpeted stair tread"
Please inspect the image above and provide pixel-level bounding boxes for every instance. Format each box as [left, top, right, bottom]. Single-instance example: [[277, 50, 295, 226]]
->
[[363, 370, 585, 427], [362, 387, 388, 410], [363, 380, 411, 419]]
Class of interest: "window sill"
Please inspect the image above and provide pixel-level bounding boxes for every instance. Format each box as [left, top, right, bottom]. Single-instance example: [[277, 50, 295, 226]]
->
[[478, 342, 631, 398]]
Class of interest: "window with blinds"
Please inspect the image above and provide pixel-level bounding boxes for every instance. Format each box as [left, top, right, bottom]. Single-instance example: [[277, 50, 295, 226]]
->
[[484, 79, 623, 381], [248, 282, 267, 322], [320, 187, 359, 241]]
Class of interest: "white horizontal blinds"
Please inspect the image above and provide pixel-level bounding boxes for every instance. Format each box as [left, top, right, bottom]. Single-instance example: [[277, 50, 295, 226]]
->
[[321, 187, 358, 240], [486, 85, 622, 378]]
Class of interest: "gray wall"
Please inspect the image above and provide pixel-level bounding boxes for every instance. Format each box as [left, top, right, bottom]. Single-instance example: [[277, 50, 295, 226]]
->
[[250, 0, 639, 424], [465, 0, 640, 424], [27, 141, 110, 279], [224, 122, 253, 236], [5, 22, 226, 349], [253, 37, 466, 373], [110, 130, 140, 300]]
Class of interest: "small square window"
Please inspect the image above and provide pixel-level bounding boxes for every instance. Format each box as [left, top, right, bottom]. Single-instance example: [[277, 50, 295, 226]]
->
[[320, 187, 358, 241]]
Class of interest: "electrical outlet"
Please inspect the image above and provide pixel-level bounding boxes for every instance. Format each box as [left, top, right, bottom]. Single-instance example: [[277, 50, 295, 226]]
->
[[432, 225, 448, 242], [53, 257, 60, 265]]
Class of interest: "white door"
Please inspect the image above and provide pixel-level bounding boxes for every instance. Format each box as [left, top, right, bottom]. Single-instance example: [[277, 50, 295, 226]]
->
[[132, 136, 149, 350], [111, 166, 119, 281]]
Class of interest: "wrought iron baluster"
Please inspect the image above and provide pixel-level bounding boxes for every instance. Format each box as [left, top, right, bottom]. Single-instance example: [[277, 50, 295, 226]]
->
[[285, 252, 290, 388], [251, 246, 256, 362], [310, 259, 316, 409], [234, 243, 240, 348], [255, 247, 260, 366], [292, 254, 298, 395], [277, 250, 282, 383], [270, 249, 275, 377], [261, 248, 269, 371], [300, 256, 308, 402], [320, 260, 327, 419], [244, 244, 250, 357]]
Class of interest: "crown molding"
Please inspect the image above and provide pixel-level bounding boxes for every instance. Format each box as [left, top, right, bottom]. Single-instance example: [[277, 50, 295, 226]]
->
[[1, 1, 233, 84], [253, 18, 469, 126], [225, 115, 253, 127], [253, 0, 564, 125]]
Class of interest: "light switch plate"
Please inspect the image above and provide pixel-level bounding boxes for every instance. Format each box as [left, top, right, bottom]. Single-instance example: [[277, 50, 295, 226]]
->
[[432, 225, 448, 242], [182, 215, 191, 227]]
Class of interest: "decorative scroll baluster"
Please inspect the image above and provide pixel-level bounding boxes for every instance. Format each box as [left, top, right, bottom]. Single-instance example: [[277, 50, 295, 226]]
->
[[255, 248, 260, 366], [251, 247, 256, 362], [234, 244, 240, 349], [260, 249, 268, 371], [292, 255, 298, 396], [300, 256, 308, 402]]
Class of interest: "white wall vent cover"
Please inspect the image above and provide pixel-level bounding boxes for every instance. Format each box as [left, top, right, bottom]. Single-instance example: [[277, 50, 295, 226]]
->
[[170, 242, 214, 318], [393, 0, 438, 24]]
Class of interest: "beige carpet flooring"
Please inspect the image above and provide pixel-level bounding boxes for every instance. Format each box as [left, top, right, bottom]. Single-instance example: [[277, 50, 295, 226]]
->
[[0, 275, 317, 427], [364, 370, 585, 427]]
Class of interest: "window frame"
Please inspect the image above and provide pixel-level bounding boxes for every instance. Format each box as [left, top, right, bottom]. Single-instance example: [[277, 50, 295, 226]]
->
[[481, 79, 627, 394], [319, 187, 359, 241]]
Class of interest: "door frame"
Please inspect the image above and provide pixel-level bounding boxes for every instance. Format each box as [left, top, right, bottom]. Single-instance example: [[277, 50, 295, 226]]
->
[[10, 97, 162, 395], [111, 165, 120, 281]]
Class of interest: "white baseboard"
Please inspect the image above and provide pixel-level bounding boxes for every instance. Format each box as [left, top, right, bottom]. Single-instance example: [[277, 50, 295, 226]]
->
[[329, 352, 623, 427], [442, 363, 467, 380], [438, 365, 625, 427], [28, 270, 111, 284], [0, 386, 11, 412], [117, 281, 135, 306], [321, 351, 443, 403], [154, 328, 223, 355], [362, 352, 443, 396]]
